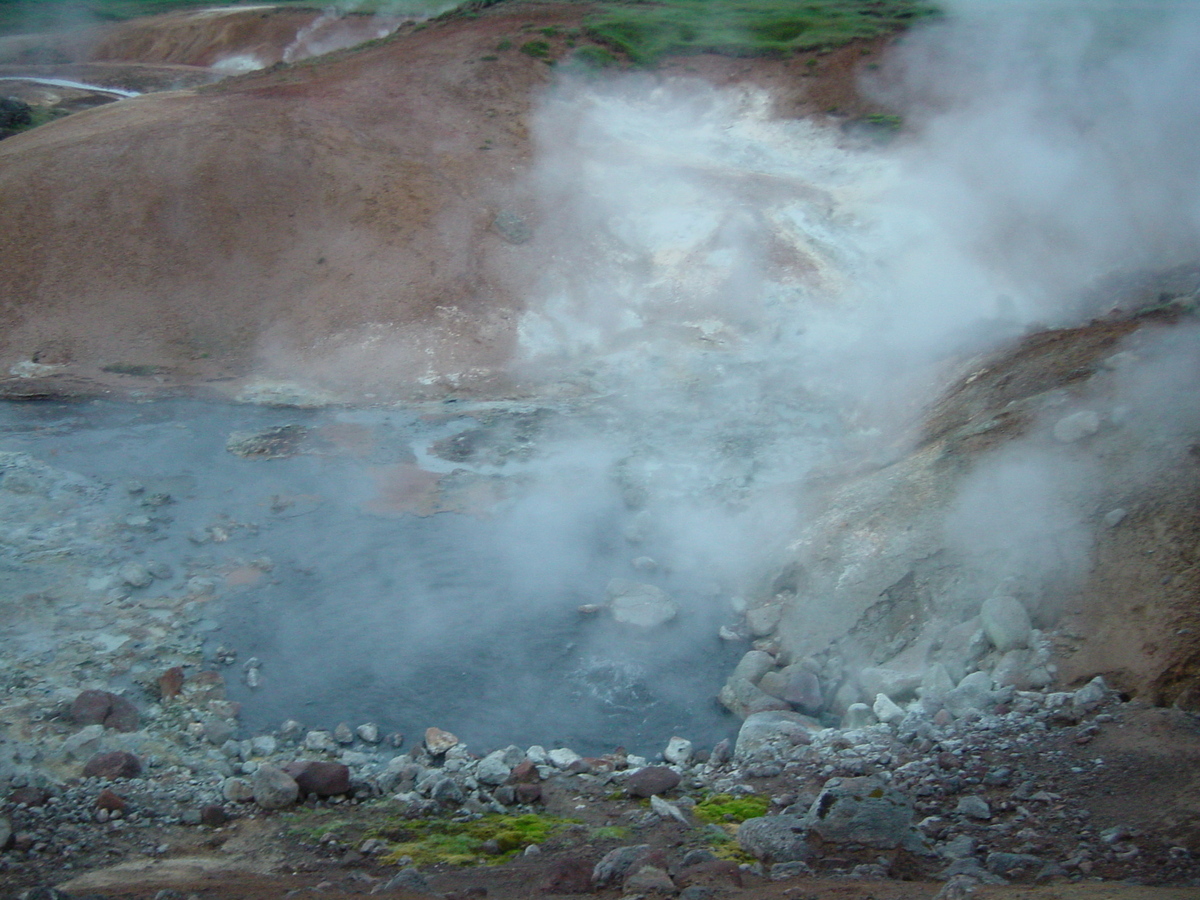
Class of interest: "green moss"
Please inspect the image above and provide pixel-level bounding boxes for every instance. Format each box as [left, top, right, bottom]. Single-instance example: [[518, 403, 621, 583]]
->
[[101, 362, 163, 377], [570, 45, 618, 69], [520, 39, 552, 59], [591, 825, 632, 841], [496, 39, 512, 51], [376, 813, 580, 867], [583, 0, 940, 66], [694, 793, 770, 824]]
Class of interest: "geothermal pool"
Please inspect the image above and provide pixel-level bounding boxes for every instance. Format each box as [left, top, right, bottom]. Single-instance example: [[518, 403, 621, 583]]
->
[[0, 395, 790, 755]]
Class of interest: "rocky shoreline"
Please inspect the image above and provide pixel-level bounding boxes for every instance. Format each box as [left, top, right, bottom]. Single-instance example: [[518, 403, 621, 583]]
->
[[4, 667, 1199, 896]]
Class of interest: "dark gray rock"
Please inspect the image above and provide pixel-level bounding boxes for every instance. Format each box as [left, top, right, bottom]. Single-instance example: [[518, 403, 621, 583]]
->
[[593, 844, 652, 887], [805, 776, 914, 849], [737, 815, 810, 863], [625, 766, 680, 798]]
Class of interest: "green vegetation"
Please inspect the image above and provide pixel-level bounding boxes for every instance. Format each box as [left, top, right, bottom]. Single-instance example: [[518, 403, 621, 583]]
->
[[569, 44, 618, 69], [286, 807, 579, 867], [376, 813, 578, 866], [519, 39, 551, 59], [694, 792, 770, 824], [590, 824, 632, 841], [583, 0, 939, 66], [101, 362, 163, 376]]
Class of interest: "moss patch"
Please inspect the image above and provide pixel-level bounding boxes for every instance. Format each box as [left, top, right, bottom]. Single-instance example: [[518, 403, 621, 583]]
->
[[694, 793, 770, 824]]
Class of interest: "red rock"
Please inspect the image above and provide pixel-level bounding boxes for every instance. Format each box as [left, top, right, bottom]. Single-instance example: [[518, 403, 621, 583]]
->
[[514, 782, 542, 804], [508, 759, 540, 783], [676, 859, 743, 889], [94, 788, 127, 811], [625, 766, 680, 798], [8, 787, 50, 808], [539, 857, 593, 893], [283, 760, 351, 796], [70, 689, 139, 733], [159, 666, 185, 700], [200, 805, 229, 826], [82, 751, 142, 779]]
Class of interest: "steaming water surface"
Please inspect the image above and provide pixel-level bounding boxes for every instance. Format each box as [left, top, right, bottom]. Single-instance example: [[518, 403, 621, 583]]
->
[[0, 398, 755, 755]]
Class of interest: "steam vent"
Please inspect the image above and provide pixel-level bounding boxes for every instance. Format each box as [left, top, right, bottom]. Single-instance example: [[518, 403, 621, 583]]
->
[[0, 1, 1198, 897]]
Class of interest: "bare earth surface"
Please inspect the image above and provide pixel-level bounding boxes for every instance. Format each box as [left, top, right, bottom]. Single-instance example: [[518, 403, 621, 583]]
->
[[0, 4, 1197, 900]]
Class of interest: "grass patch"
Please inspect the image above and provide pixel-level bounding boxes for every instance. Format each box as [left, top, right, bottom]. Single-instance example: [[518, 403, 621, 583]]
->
[[694, 792, 770, 824], [519, 39, 552, 59], [591, 825, 633, 841], [569, 44, 618, 69], [583, 0, 939, 66]]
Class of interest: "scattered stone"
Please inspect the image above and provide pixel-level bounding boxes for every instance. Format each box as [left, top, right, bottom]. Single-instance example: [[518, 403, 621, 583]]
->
[[71, 689, 140, 733], [624, 865, 676, 894], [735, 710, 820, 760], [758, 664, 823, 713], [540, 858, 593, 893], [94, 788, 127, 812], [252, 765, 300, 809], [1072, 675, 1111, 716], [956, 796, 991, 820], [805, 776, 914, 849], [943, 671, 999, 718], [841, 703, 877, 729], [650, 794, 690, 825], [708, 739, 732, 767], [737, 815, 811, 864], [225, 424, 308, 459], [514, 782, 542, 804], [873, 693, 906, 725], [980, 596, 1032, 652], [334, 723, 354, 744], [1104, 508, 1127, 527], [477, 749, 514, 785], [593, 845, 653, 887], [626, 766, 681, 798], [542, 747, 578, 770], [222, 778, 254, 802], [745, 601, 783, 637], [381, 867, 431, 893], [284, 760, 352, 797], [304, 730, 337, 753], [492, 210, 532, 244], [986, 851, 1044, 877], [425, 727, 459, 755], [1053, 410, 1100, 443], [117, 561, 154, 588], [430, 776, 465, 805], [607, 580, 679, 628], [159, 667, 185, 700], [8, 787, 50, 807], [859, 666, 922, 701], [356, 723, 381, 744], [82, 751, 142, 779], [200, 805, 230, 826], [663, 736, 693, 766]]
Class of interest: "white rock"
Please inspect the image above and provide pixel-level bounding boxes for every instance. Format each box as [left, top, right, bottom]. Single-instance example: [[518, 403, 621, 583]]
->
[[476, 749, 513, 785], [873, 693, 906, 725], [1053, 410, 1100, 443], [356, 723, 381, 744], [548, 747, 582, 769], [304, 730, 337, 752], [607, 580, 679, 628], [980, 595, 1032, 652], [663, 736, 693, 766]]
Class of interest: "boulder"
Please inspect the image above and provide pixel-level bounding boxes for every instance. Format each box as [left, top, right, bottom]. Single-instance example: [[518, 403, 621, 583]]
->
[[424, 727, 459, 755], [71, 690, 140, 733], [252, 765, 300, 809], [737, 815, 810, 863], [608, 580, 679, 628], [734, 710, 820, 760], [805, 776, 914, 849], [758, 665, 823, 713], [624, 865, 676, 894], [873, 693, 906, 725], [476, 749, 514, 785], [592, 844, 656, 887], [980, 596, 1032, 652], [1052, 410, 1100, 443], [283, 760, 351, 796], [663, 736, 693, 766], [1072, 675, 1112, 716], [82, 751, 141, 779], [943, 671, 999, 718], [625, 766, 680, 798], [859, 666, 922, 702]]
